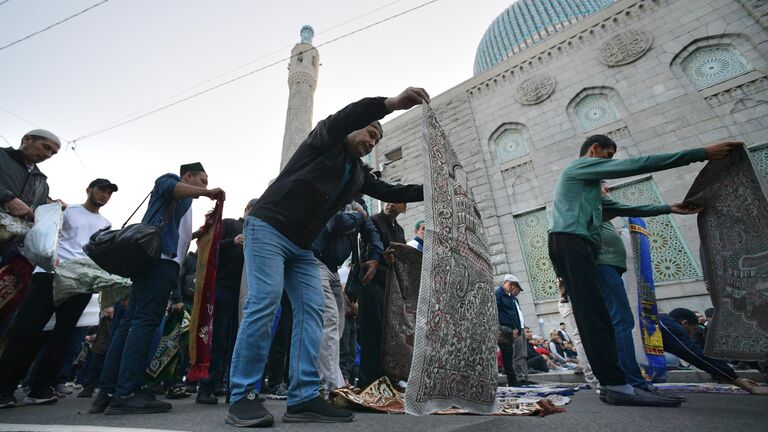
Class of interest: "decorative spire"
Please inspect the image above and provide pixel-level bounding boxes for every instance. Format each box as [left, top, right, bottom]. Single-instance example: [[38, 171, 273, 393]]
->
[[300, 25, 314, 44]]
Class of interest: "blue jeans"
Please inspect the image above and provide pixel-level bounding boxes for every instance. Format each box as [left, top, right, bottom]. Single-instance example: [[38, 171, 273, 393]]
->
[[597, 264, 646, 388], [99, 260, 179, 396], [229, 217, 323, 406]]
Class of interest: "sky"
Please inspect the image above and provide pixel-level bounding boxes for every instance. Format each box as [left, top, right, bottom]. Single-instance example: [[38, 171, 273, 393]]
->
[[0, 0, 511, 227]]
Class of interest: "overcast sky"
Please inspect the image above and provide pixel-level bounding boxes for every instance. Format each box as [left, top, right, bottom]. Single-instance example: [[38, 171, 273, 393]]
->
[[0, 0, 511, 226]]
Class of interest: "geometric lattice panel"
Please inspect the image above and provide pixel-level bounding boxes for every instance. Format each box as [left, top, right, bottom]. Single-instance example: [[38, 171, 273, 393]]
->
[[609, 177, 702, 282], [748, 143, 768, 183], [513, 208, 559, 302], [682, 46, 751, 91], [574, 94, 621, 133], [494, 128, 529, 164]]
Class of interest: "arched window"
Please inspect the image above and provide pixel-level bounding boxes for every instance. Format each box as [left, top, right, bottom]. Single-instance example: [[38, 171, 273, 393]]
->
[[513, 207, 559, 303], [682, 45, 752, 90], [494, 128, 529, 164], [574, 94, 621, 133]]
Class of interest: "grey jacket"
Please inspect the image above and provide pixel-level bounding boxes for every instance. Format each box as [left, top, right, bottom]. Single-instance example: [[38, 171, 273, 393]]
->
[[0, 147, 50, 209]]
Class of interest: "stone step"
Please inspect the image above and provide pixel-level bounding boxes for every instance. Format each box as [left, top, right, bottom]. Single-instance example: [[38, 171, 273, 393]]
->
[[498, 369, 764, 384]]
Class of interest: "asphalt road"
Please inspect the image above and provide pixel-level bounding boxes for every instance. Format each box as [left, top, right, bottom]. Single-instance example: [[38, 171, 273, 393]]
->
[[0, 389, 766, 432]]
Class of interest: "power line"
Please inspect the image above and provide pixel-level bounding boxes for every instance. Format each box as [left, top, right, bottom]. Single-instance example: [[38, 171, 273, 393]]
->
[[88, 0, 409, 136], [0, 0, 110, 53], [0, 1, 13, 7], [0, 132, 11, 145]]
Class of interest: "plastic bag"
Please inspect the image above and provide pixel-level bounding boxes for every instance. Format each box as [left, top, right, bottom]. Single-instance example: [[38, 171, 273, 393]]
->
[[20, 203, 64, 272]]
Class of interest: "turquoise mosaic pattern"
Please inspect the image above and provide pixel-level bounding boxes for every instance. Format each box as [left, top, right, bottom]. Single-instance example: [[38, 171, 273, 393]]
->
[[474, 0, 615, 75], [682, 46, 752, 90], [748, 143, 768, 182], [609, 178, 702, 282], [494, 128, 529, 163], [575, 94, 621, 132], [514, 208, 559, 302]]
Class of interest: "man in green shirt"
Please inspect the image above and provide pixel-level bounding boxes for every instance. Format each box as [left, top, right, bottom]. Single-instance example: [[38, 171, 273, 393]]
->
[[547, 134, 739, 407]]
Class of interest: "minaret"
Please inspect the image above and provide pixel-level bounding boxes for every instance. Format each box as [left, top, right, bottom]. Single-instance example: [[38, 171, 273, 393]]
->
[[280, 25, 320, 169]]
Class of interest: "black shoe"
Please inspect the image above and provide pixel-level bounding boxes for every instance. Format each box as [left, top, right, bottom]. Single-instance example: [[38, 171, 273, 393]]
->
[[24, 387, 58, 405], [283, 396, 355, 423], [77, 386, 95, 398], [0, 392, 17, 409], [600, 389, 682, 407], [213, 383, 228, 397], [89, 391, 113, 413], [225, 391, 274, 427], [519, 380, 538, 386], [184, 383, 197, 393], [196, 388, 218, 405], [105, 390, 172, 415]]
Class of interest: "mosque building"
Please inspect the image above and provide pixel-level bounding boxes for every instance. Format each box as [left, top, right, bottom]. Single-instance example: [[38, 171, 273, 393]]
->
[[369, 0, 768, 333]]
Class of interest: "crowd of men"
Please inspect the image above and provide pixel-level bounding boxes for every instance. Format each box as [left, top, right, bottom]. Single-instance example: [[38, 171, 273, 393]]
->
[[0, 85, 766, 428]]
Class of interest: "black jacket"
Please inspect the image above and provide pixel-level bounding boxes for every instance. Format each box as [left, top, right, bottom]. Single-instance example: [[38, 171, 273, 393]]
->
[[369, 211, 406, 286], [215, 218, 245, 292], [0, 147, 50, 208], [250, 97, 423, 249]]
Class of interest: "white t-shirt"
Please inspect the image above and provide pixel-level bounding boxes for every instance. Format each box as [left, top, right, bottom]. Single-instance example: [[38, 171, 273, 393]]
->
[[162, 207, 193, 265], [57, 204, 111, 263]]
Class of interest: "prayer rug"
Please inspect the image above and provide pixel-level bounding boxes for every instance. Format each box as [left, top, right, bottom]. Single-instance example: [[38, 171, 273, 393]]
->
[[405, 103, 498, 415], [654, 383, 748, 394], [629, 217, 667, 380], [685, 146, 768, 360], [146, 309, 190, 381], [188, 200, 224, 380], [0, 254, 33, 331], [331, 377, 570, 416], [381, 242, 422, 383], [52, 257, 131, 307]]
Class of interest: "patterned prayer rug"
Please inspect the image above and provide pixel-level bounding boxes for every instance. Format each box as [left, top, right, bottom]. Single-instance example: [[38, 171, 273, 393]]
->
[[146, 309, 190, 382], [188, 200, 224, 380], [332, 378, 570, 416], [0, 254, 33, 332], [382, 242, 422, 383], [405, 103, 498, 415], [629, 218, 666, 380], [685, 146, 768, 360], [654, 383, 748, 395]]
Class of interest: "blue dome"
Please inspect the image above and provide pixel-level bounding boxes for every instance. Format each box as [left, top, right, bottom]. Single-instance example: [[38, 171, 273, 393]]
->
[[474, 0, 615, 75]]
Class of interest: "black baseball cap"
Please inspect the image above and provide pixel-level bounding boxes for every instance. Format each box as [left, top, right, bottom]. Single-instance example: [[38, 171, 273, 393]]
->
[[88, 178, 118, 192]]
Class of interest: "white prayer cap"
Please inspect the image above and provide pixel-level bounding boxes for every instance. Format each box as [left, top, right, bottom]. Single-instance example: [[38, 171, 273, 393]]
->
[[24, 129, 61, 147], [503, 274, 519, 284]]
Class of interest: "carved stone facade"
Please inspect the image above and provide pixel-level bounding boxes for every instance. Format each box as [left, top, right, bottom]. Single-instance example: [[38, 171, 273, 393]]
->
[[516, 74, 556, 105], [373, 0, 768, 331], [598, 29, 652, 66]]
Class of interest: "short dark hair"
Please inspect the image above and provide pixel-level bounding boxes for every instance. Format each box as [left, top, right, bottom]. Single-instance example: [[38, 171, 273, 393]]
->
[[579, 134, 617, 156], [704, 307, 714, 318], [669, 308, 698, 324], [559, 322, 565, 326]]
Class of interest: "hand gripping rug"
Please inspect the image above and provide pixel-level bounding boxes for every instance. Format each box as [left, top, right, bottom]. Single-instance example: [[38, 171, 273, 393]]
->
[[684, 146, 768, 360], [404, 103, 498, 415]]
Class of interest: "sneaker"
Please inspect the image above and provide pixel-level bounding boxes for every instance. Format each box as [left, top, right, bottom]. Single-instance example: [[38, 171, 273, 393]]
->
[[283, 396, 354, 423], [195, 387, 218, 405], [225, 391, 274, 427], [24, 387, 59, 405], [104, 390, 172, 415], [266, 383, 288, 400], [55, 383, 73, 395], [77, 386, 95, 398], [89, 391, 113, 413], [0, 392, 17, 409], [66, 381, 83, 391]]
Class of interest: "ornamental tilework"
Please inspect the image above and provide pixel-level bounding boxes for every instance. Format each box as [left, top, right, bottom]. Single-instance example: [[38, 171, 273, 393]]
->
[[609, 179, 702, 282], [574, 94, 621, 132], [513, 209, 559, 302], [682, 46, 752, 90], [495, 129, 529, 163], [748, 144, 768, 182]]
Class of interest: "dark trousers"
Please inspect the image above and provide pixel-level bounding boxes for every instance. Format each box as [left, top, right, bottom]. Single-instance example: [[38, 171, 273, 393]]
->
[[339, 314, 358, 383], [357, 281, 385, 388], [548, 233, 626, 386], [99, 260, 179, 397], [659, 321, 738, 381], [264, 292, 291, 387], [528, 355, 549, 372], [498, 339, 517, 385], [200, 288, 239, 391], [0, 273, 91, 393]]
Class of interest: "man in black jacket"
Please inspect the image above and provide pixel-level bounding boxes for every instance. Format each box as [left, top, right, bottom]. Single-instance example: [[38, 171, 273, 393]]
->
[[227, 87, 429, 427], [495, 274, 530, 386], [0, 129, 60, 221]]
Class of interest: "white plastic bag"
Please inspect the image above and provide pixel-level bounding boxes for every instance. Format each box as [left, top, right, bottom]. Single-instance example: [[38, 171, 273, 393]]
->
[[20, 202, 64, 272]]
